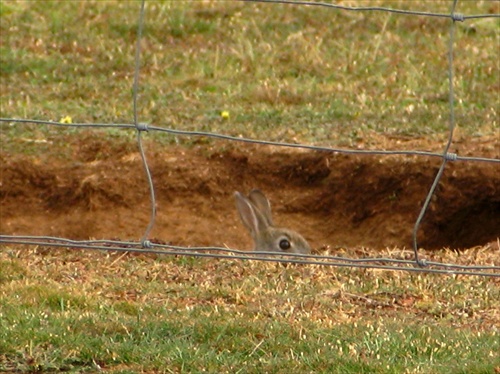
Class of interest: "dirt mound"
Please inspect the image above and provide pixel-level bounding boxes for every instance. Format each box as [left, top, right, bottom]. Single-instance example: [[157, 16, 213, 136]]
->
[[1, 134, 499, 251]]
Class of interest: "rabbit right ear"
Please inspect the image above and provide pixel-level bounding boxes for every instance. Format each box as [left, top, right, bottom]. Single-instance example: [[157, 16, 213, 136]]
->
[[234, 191, 268, 238], [247, 189, 274, 226]]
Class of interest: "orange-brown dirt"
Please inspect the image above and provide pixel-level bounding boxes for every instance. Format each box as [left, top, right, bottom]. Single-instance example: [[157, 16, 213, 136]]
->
[[1, 133, 499, 251]]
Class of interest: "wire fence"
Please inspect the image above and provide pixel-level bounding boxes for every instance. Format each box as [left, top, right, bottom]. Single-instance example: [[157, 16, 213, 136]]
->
[[1, 0, 499, 277]]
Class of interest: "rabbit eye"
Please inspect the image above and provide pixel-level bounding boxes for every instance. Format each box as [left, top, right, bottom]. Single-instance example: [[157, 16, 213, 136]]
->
[[279, 239, 291, 251]]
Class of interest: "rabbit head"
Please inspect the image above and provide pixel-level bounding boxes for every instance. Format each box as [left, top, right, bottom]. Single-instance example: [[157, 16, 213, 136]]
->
[[234, 189, 311, 254]]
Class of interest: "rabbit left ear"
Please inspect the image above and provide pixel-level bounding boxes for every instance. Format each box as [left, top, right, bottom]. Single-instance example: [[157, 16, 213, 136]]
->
[[235, 192, 265, 238], [248, 189, 274, 226]]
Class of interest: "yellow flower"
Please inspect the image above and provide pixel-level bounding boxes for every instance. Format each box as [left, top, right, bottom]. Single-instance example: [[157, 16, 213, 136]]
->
[[220, 110, 230, 119], [60, 116, 73, 124]]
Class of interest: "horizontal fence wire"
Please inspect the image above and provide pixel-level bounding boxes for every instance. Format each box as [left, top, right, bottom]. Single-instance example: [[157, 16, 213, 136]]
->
[[1, 0, 499, 276], [1, 235, 499, 277], [1, 118, 499, 164], [240, 0, 500, 20]]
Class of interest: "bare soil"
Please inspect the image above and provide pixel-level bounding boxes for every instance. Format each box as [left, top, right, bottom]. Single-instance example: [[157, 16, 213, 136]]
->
[[1, 133, 499, 251]]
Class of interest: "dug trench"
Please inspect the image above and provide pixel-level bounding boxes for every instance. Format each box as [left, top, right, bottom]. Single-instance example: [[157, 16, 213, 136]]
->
[[1, 134, 498, 252]]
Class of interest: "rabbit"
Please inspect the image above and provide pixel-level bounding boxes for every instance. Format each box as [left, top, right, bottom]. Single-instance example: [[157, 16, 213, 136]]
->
[[234, 189, 311, 254]]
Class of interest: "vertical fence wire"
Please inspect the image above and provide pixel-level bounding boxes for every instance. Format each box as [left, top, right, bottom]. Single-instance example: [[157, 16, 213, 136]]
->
[[131, 0, 156, 246], [412, 0, 461, 266]]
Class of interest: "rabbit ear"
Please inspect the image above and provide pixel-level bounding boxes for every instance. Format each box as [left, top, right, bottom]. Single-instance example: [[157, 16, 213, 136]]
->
[[234, 191, 269, 238], [247, 189, 274, 226]]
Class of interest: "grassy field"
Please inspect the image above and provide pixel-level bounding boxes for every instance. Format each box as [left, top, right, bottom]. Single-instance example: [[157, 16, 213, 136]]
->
[[0, 0, 498, 151], [1, 246, 499, 373], [1, 0, 499, 372]]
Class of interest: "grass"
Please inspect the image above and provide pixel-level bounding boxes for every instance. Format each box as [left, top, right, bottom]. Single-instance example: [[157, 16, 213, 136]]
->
[[1, 0, 498, 154], [1, 246, 499, 373]]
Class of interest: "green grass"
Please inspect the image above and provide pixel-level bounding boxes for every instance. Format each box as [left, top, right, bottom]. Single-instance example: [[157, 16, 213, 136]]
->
[[1, 247, 499, 373], [1, 0, 498, 154]]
